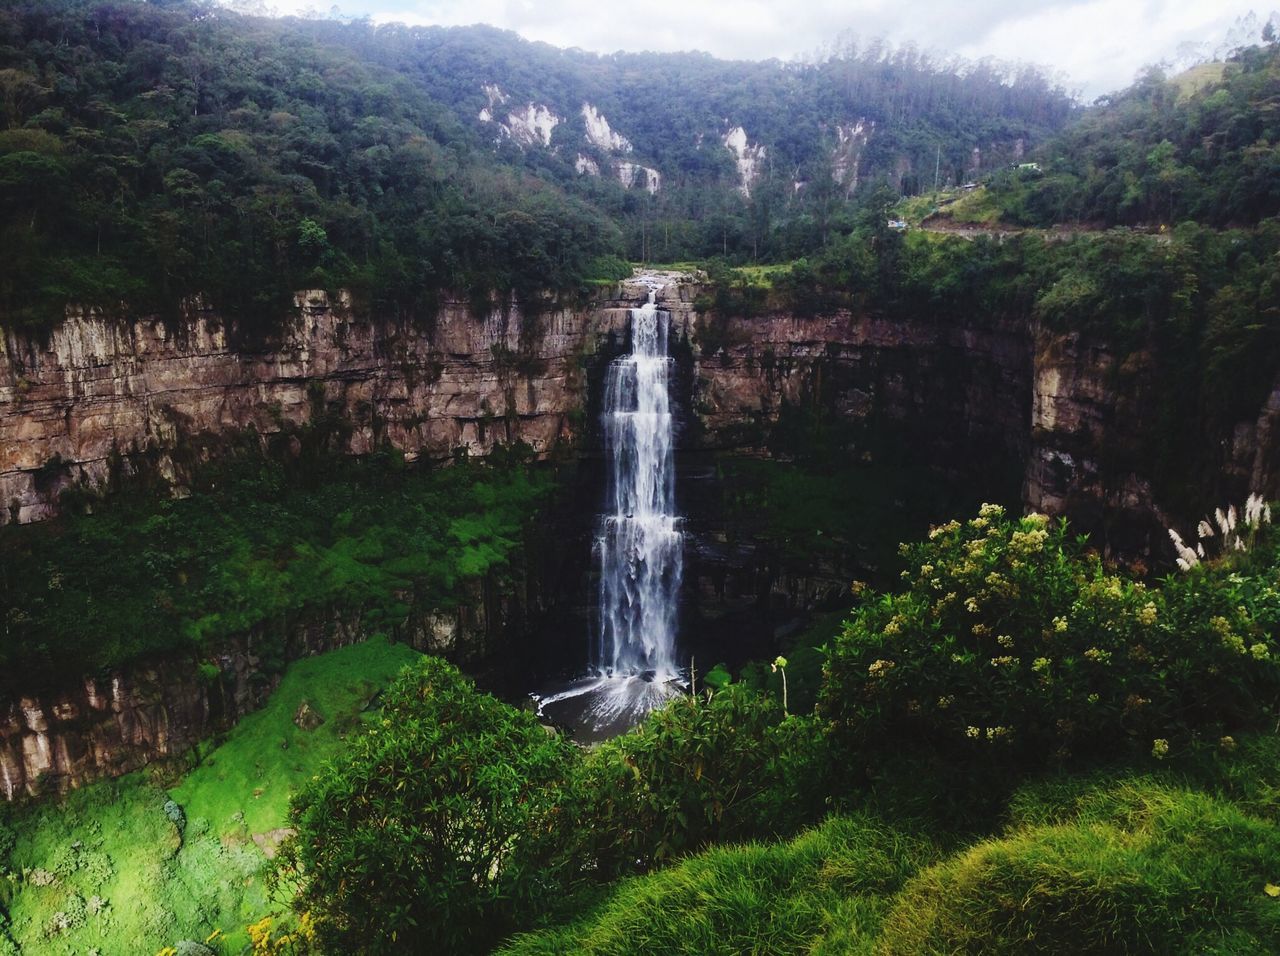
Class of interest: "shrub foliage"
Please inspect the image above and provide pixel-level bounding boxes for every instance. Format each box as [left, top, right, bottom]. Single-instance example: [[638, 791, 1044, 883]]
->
[[280, 657, 578, 954], [821, 505, 1280, 770]]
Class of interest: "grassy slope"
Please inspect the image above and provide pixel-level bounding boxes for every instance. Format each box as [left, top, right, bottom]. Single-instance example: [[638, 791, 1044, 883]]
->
[[1, 637, 420, 955], [504, 737, 1280, 955], [501, 813, 936, 956]]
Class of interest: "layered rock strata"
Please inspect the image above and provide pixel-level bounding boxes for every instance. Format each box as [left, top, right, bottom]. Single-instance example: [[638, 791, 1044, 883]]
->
[[4, 277, 1279, 799]]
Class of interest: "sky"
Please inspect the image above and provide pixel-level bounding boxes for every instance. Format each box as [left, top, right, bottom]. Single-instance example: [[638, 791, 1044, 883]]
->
[[243, 0, 1277, 99]]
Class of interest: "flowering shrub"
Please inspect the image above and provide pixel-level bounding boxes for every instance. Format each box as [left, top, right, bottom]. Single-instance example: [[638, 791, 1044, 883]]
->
[[820, 505, 1280, 769]]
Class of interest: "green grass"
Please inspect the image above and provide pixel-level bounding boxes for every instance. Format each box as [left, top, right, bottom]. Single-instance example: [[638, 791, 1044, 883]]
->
[[730, 263, 793, 289], [895, 193, 945, 225], [499, 813, 935, 956], [1171, 61, 1228, 100], [939, 184, 1007, 224], [881, 779, 1280, 953], [505, 738, 1280, 955], [633, 261, 704, 274], [0, 637, 420, 955], [171, 634, 419, 838]]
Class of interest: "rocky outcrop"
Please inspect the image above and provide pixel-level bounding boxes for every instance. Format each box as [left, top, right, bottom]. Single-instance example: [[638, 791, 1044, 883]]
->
[[672, 295, 1030, 482], [0, 290, 627, 525], [663, 287, 1280, 565]]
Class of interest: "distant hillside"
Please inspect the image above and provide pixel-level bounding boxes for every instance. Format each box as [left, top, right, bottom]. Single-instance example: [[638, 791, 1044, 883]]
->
[[0, 1, 1074, 328], [328, 23, 1073, 259], [0, 1, 623, 327], [959, 41, 1280, 228]]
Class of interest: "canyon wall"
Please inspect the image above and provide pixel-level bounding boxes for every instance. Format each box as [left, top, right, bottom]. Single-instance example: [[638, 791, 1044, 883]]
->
[[1024, 329, 1280, 562], [3, 277, 1280, 799], [0, 290, 628, 525]]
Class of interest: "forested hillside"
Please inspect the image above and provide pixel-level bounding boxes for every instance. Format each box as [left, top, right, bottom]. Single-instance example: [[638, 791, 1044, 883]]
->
[[955, 40, 1280, 227], [0, 0, 1073, 329], [0, 0, 623, 327]]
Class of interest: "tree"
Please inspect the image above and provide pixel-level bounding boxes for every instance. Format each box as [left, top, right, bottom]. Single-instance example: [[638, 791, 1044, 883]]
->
[[279, 657, 578, 954]]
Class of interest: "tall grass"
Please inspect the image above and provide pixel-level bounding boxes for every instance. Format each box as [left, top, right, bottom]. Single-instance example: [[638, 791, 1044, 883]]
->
[[500, 813, 935, 956]]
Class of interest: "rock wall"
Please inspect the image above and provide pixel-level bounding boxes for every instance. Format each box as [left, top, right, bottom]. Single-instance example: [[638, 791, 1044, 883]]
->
[[1023, 328, 1280, 562], [676, 299, 1030, 474], [665, 288, 1280, 564], [0, 290, 628, 525]]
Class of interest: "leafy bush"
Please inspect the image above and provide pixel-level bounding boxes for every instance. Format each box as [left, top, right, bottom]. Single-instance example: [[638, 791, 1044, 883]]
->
[[281, 657, 578, 954], [821, 505, 1280, 773], [569, 686, 826, 877], [879, 780, 1280, 953]]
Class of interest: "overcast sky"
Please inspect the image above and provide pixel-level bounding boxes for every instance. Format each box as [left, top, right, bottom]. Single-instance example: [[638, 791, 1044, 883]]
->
[[250, 0, 1276, 99]]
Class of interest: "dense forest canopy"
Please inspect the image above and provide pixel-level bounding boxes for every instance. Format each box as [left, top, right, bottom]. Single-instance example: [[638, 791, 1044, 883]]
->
[[0, 0, 1074, 327], [0, 0, 623, 326]]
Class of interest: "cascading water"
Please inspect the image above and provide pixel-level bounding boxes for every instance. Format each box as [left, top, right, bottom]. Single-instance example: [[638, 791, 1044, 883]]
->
[[534, 281, 685, 738], [593, 289, 683, 681]]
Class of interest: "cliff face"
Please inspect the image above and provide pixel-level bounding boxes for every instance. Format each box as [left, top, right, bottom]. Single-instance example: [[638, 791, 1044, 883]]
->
[[674, 292, 1280, 564], [1024, 329, 1280, 561], [0, 290, 626, 524], [677, 300, 1030, 475], [4, 279, 1280, 800]]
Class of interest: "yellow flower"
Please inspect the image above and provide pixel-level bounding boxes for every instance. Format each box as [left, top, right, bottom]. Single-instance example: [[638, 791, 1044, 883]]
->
[[1151, 738, 1169, 759], [1137, 602, 1158, 626], [1053, 616, 1069, 633], [868, 659, 896, 679], [979, 503, 1005, 519], [1009, 528, 1048, 555], [1250, 642, 1270, 660]]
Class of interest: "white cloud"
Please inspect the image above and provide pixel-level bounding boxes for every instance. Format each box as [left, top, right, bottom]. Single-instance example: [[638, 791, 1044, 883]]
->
[[257, 0, 1274, 97]]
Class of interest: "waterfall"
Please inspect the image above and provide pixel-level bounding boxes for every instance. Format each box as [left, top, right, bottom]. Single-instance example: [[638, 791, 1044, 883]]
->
[[593, 289, 683, 681], [532, 282, 684, 739]]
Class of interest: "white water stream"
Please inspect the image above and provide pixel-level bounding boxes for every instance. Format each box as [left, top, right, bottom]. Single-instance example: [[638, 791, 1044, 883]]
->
[[594, 289, 683, 680], [534, 284, 684, 738]]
